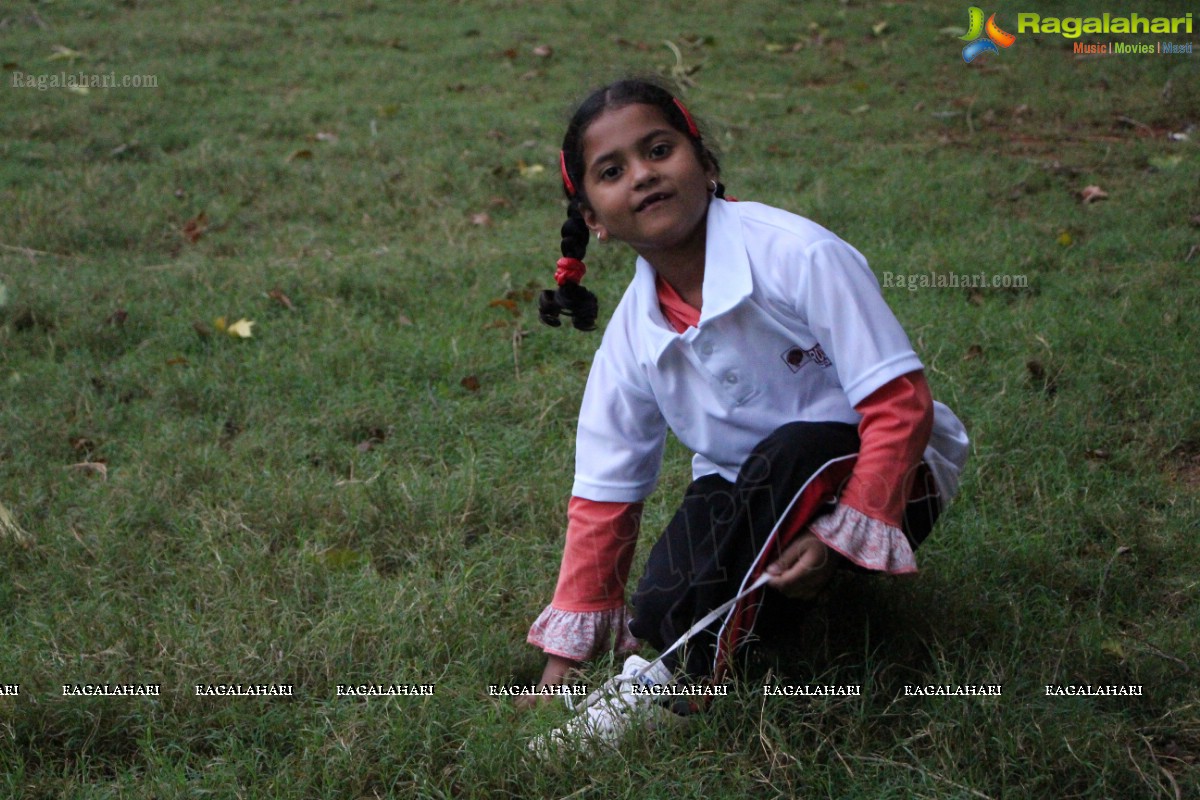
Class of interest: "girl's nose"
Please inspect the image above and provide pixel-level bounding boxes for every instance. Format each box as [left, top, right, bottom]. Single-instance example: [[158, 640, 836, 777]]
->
[[630, 158, 659, 188]]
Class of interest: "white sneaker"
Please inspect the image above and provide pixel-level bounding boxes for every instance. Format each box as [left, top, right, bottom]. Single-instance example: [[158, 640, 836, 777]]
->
[[528, 655, 680, 756]]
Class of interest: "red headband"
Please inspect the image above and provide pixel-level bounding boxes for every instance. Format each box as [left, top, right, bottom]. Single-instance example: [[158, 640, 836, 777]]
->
[[673, 98, 700, 139], [559, 150, 577, 197]]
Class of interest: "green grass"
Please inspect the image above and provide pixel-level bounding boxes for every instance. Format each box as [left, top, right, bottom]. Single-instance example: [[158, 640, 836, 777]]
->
[[1, 0, 1198, 796]]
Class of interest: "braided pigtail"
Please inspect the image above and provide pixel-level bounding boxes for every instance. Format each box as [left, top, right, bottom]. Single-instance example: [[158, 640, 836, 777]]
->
[[538, 201, 598, 331], [539, 144, 600, 331]]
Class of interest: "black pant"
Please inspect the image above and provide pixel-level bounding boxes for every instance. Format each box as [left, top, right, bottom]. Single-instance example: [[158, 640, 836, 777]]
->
[[628, 421, 939, 679]]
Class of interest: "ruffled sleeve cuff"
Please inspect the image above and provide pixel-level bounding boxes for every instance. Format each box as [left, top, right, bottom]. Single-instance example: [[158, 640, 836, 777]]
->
[[526, 604, 640, 662], [808, 503, 917, 575]]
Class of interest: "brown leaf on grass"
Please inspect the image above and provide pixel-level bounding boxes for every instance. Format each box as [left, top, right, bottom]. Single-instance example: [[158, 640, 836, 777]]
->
[[489, 298, 519, 315], [67, 461, 108, 480], [166, 356, 188, 366], [488, 196, 513, 209], [103, 309, 128, 328], [614, 36, 653, 51], [192, 320, 213, 339], [286, 149, 313, 163], [267, 288, 295, 311], [181, 211, 208, 244], [505, 285, 537, 303], [470, 212, 492, 227], [1078, 185, 1109, 204], [964, 344, 984, 361], [397, 313, 413, 327], [460, 375, 481, 392], [1084, 448, 1110, 461]]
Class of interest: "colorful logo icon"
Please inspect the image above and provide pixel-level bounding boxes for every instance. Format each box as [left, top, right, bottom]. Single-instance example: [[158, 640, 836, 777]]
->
[[961, 7, 1016, 62]]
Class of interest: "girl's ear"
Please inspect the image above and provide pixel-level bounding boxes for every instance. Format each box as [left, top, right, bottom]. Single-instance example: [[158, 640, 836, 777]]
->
[[581, 205, 608, 242]]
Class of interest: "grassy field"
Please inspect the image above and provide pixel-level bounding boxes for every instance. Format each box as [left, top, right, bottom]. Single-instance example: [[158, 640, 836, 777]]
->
[[1, 0, 1198, 796]]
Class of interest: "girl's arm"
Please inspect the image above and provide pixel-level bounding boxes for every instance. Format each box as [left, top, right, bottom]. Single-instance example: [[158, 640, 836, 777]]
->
[[766, 370, 933, 594], [807, 369, 933, 573], [525, 498, 642, 686]]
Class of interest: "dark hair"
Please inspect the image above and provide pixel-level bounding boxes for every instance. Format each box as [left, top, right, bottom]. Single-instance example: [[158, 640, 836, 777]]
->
[[538, 79, 726, 331]]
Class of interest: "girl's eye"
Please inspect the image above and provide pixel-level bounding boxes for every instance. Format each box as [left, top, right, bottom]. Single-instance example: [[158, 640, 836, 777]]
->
[[650, 143, 672, 158], [599, 165, 621, 181]]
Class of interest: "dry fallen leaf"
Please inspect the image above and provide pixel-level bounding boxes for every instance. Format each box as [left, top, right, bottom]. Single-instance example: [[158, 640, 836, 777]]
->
[[470, 212, 492, 227], [181, 211, 208, 244], [68, 461, 108, 480], [964, 344, 984, 361], [267, 288, 295, 311], [226, 318, 255, 338], [193, 321, 213, 339], [1078, 185, 1109, 204], [48, 45, 85, 61], [286, 149, 314, 163], [517, 159, 545, 178], [0, 500, 34, 549], [460, 375, 481, 392], [488, 298, 519, 315], [166, 356, 189, 367], [103, 309, 128, 328]]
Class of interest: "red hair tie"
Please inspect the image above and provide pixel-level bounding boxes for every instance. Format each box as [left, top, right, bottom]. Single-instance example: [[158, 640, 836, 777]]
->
[[673, 98, 700, 139], [559, 151, 577, 197], [555, 257, 586, 285]]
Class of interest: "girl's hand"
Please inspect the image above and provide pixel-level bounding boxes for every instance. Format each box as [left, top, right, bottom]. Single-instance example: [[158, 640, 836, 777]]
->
[[765, 531, 842, 599], [514, 654, 580, 710]]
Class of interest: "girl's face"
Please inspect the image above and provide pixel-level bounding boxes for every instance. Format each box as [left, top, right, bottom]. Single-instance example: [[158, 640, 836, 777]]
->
[[578, 103, 716, 263]]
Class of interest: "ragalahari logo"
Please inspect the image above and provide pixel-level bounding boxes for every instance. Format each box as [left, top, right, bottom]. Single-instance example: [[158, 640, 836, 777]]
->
[[961, 7, 1017, 62]]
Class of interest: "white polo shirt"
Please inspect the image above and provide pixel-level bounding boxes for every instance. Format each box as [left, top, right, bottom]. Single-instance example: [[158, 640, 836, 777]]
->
[[572, 199, 969, 505]]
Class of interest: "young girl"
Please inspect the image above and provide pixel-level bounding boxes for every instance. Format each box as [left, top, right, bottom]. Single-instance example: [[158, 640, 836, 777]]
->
[[526, 79, 969, 746]]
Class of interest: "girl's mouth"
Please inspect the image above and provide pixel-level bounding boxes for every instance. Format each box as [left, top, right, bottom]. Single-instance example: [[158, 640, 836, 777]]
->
[[635, 192, 671, 212]]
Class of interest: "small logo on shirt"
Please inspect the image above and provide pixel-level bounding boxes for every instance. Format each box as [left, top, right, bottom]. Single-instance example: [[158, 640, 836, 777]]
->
[[781, 344, 831, 373]]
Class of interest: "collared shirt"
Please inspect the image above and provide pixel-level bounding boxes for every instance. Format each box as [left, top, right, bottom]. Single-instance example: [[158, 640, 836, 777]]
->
[[572, 198, 968, 503]]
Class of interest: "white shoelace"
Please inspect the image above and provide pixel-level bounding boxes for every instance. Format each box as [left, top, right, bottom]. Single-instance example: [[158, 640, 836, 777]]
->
[[565, 454, 856, 713]]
